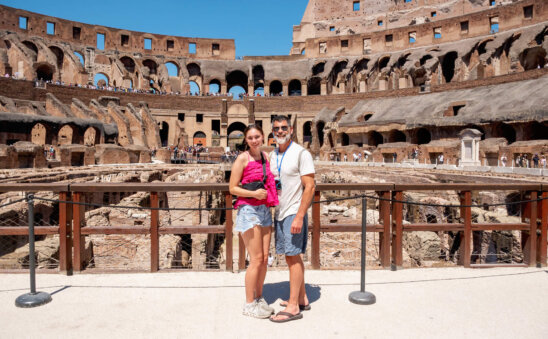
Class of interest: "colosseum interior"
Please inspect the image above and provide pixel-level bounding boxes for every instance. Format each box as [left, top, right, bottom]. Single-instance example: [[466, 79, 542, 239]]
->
[[0, 0, 546, 271]]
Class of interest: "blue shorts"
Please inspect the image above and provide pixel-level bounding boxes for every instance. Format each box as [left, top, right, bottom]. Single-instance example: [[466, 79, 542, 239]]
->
[[275, 214, 308, 256], [235, 204, 272, 233]]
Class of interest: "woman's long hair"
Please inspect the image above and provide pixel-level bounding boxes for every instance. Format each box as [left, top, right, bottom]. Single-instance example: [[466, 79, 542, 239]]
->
[[242, 124, 264, 151]]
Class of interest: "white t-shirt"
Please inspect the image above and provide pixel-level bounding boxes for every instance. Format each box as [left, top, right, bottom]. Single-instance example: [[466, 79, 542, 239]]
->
[[269, 142, 315, 220]]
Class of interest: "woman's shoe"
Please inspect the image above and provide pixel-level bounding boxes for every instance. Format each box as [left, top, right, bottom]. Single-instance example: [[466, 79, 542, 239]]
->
[[256, 296, 275, 315], [243, 300, 272, 319]]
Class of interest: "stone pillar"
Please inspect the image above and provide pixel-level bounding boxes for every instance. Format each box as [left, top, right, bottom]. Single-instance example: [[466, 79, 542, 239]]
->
[[204, 83, 210, 94], [221, 83, 227, 95], [282, 83, 289, 97], [359, 80, 367, 92], [379, 79, 387, 91], [398, 77, 407, 89], [248, 99, 255, 124], [264, 84, 270, 96], [301, 81, 307, 96], [248, 83, 254, 96], [320, 80, 328, 96]]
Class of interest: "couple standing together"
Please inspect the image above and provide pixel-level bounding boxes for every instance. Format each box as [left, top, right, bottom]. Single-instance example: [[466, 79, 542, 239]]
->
[[229, 115, 315, 323]]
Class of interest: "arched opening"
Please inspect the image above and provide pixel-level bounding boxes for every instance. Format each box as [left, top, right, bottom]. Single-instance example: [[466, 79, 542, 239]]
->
[[31, 123, 48, 146], [120, 56, 135, 73], [252, 65, 264, 87], [189, 81, 200, 95], [267, 133, 275, 147], [84, 127, 99, 146], [519, 47, 547, 70], [159, 122, 169, 147], [269, 80, 283, 96], [355, 58, 369, 73], [312, 62, 325, 75], [209, 79, 220, 94], [369, 131, 383, 147], [527, 121, 548, 140], [341, 133, 350, 146], [226, 70, 248, 93], [187, 63, 201, 77], [165, 62, 179, 77], [416, 128, 431, 145], [441, 51, 458, 83], [36, 64, 54, 81], [288, 80, 302, 96], [388, 130, 406, 143], [316, 121, 325, 147], [420, 54, 433, 66], [493, 123, 516, 143], [227, 122, 247, 150], [142, 59, 158, 75], [94, 73, 109, 87], [193, 131, 206, 146], [254, 83, 264, 96], [378, 56, 390, 70], [58, 125, 74, 145], [48, 46, 64, 68], [307, 77, 321, 95], [229, 86, 246, 100], [74, 52, 84, 66], [303, 121, 312, 144], [363, 114, 373, 121]]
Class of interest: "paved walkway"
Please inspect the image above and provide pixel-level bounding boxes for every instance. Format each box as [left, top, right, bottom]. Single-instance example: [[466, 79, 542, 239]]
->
[[1, 267, 547, 338]]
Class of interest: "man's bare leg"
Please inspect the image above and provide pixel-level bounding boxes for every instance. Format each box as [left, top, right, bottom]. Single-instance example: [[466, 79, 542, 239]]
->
[[271, 254, 303, 320]]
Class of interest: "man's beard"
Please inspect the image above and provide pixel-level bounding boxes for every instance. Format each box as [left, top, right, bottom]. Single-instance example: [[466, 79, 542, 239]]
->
[[275, 135, 290, 145]]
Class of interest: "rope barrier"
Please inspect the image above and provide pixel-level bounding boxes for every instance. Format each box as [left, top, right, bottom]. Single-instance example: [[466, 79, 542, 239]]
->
[[32, 192, 548, 212], [0, 198, 27, 209]]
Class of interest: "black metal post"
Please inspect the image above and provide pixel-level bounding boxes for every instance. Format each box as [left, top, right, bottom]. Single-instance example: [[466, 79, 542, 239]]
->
[[15, 193, 52, 308], [349, 197, 376, 305]]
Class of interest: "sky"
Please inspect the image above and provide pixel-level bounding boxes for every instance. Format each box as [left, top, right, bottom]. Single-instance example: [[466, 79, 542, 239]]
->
[[1, 0, 309, 57]]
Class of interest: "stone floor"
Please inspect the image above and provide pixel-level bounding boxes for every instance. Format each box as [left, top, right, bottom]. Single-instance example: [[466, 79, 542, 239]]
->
[[0, 267, 547, 338]]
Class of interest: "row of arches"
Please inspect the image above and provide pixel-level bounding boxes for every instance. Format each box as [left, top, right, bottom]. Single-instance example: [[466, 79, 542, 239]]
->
[[30, 123, 103, 146]]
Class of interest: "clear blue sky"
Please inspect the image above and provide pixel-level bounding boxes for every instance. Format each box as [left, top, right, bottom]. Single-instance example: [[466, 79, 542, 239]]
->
[[1, 0, 309, 57]]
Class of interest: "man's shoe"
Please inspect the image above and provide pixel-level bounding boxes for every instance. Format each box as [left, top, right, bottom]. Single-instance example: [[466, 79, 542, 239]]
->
[[256, 297, 275, 315]]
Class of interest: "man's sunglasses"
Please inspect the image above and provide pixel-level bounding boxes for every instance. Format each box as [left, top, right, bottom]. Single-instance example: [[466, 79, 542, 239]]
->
[[272, 126, 289, 132]]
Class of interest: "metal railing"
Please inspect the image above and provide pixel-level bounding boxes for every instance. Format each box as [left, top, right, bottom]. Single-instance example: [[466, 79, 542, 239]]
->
[[0, 183, 546, 274]]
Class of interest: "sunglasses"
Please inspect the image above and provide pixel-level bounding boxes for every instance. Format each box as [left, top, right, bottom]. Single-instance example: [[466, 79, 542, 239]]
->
[[272, 126, 289, 132]]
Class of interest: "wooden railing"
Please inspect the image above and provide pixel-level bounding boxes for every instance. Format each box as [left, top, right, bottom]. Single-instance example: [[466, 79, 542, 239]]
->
[[0, 183, 546, 273]]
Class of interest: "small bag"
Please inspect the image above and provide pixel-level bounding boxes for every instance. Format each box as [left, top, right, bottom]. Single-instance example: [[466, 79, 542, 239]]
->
[[242, 152, 266, 191]]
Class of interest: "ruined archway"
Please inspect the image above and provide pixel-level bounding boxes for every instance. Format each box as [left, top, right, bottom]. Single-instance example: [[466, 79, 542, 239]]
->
[[442, 51, 458, 83], [84, 127, 99, 146], [303, 121, 312, 144], [316, 121, 325, 147], [341, 133, 350, 146], [160, 121, 169, 147], [527, 121, 548, 140], [165, 61, 179, 77], [252, 65, 264, 86], [378, 56, 390, 70], [36, 64, 54, 81], [369, 131, 383, 147], [307, 77, 321, 96], [22, 41, 38, 61], [519, 47, 547, 71], [312, 62, 325, 75], [58, 125, 74, 145], [193, 131, 206, 146], [416, 128, 431, 145], [48, 46, 64, 68], [209, 79, 221, 94], [269, 80, 282, 96], [388, 129, 406, 143], [94, 73, 109, 86], [493, 123, 516, 144], [142, 59, 158, 75], [31, 123, 48, 146], [227, 121, 247, 150], [226, 70, 248, 92], [187, 63, 201, 77], [120, 56, 136, 73], [288, 80, 302, 96]]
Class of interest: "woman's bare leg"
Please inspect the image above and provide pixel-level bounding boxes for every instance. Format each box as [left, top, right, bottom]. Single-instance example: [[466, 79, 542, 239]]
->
[[255, 226, 272, 298], [241, 225, 264, 303]]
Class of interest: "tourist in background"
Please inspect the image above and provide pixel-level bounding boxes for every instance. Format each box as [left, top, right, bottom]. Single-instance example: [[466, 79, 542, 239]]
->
[[269, 115, 315, 323], [541, 155, 546, 168], [500, 154, 507, 167], [229, 124, 278, 319], [532, 154, 539, 168]]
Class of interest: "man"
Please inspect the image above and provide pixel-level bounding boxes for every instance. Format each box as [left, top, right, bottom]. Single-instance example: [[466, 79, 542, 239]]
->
[[269, 115, 315, 323]]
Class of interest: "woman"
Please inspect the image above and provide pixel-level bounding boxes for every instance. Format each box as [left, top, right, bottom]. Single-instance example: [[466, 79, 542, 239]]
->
[[229, 124, 278, 318]]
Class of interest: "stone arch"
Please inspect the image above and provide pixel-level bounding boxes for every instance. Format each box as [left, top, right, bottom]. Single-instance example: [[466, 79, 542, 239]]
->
[[288, 79, 302, 96], [416, 128, 431, 145], [209, 79, 221, 94], [74, 51, 85, 66], [58, 124, 74, 145], [142, 59, 158, 75], [227, 121, 247, 150], [441, 51, 458, 83], [388, 129, 406, 143], [492, 123, 516, 143], [269, 80, 283, 95], [159, 121, 169, 147], [165, 61, 180, 77], [193, 131, 206, 146], [303, 121, 312, 144], [120, 56, 136, 73], [22, 41, 38, 60], [187, 63, 201, 77], [31, 123, 49, 146], [35, 63, 54, 81], [420, 54, 433, 66], [48, 46, 64, 68], [316, 121, 325, 147], [252, 65, 264, 86], [189, 81, 200, 94], [378, 55, 390, 70], [312, 61, 325, 75], [519, 47, 547, 71], [226, 70, 248, 91], [307, 76, 321, 95], [329, 60, 348, 91], [369, 131, 383, 146], [84, 126, 100, 146], [341, 133, 350, 146], [526, 121, 548, 140], [94, 72, 109, 86]]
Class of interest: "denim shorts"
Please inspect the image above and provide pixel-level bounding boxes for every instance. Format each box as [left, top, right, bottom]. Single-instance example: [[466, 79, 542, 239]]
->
[[275, 214, 308, 256], [235, 204, 272, 233]]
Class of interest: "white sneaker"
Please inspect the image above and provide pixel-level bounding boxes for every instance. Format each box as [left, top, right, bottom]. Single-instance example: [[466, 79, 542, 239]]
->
[[256, 296, 275, 315], [242, 300, 272, 319]]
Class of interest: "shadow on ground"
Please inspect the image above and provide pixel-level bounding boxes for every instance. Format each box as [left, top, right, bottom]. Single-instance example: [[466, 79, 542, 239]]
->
[[262, 282, 321, 305]]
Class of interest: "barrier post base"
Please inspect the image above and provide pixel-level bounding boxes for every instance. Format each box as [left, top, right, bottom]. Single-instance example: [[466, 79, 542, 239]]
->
[[349, 291, 376, 305], [15, 292, 52, 308]]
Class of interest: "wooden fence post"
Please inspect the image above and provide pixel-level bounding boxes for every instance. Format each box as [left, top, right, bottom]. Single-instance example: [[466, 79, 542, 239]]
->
[[539, 191, 547, 267], [150, 192, 159, 272], [224, 192, 233, 272], [462, 191, 472, 268], [58, 191, 72, 275], [72, 192, 85, 272], [523, 191, 537, 267], [391, 191, 403, 268], [312, 190, 321, 269], [380, 191, 391, 268]]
